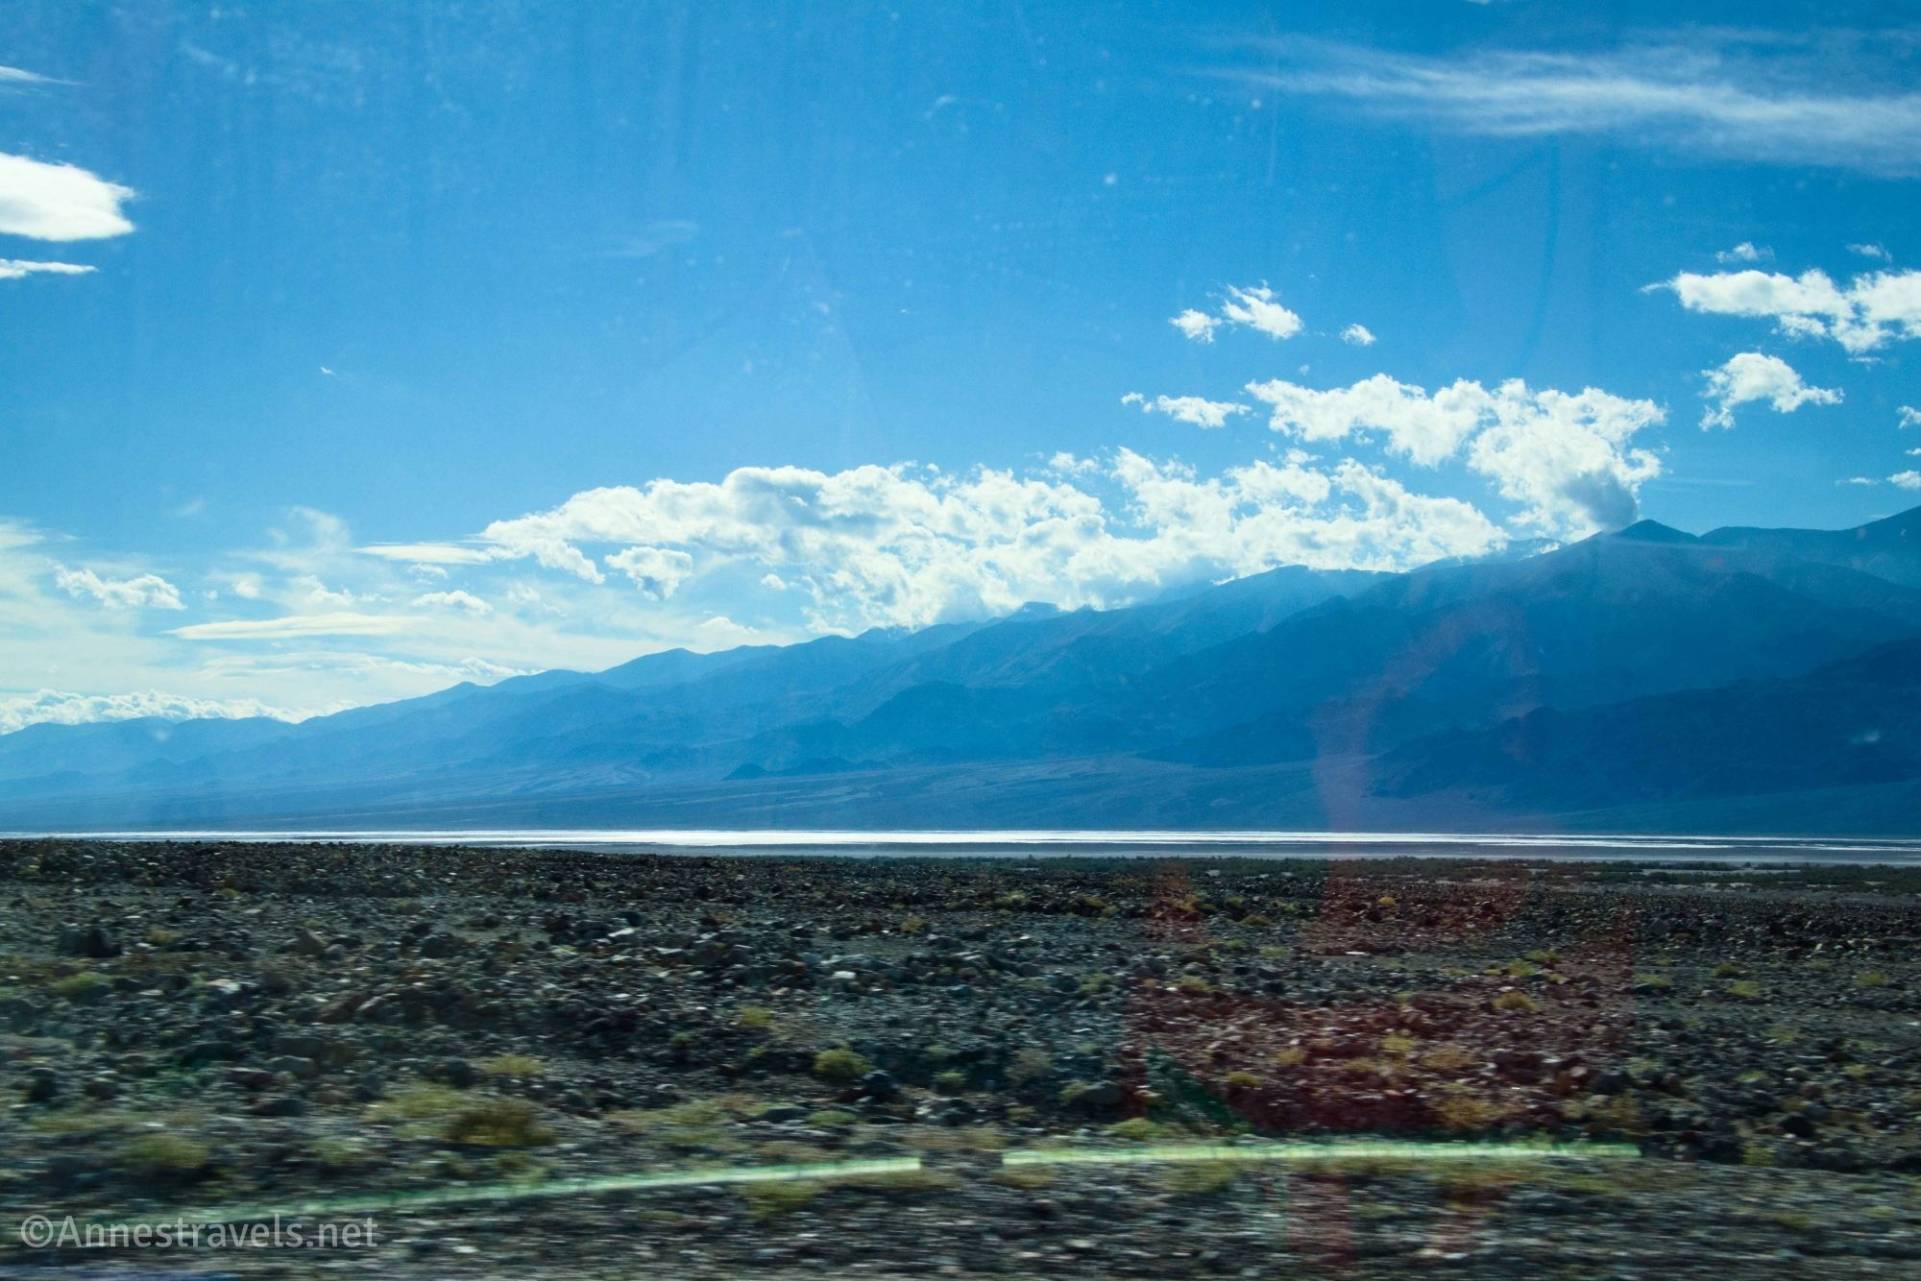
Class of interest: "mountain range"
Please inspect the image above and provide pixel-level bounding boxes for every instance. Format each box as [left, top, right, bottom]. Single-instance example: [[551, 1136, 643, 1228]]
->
[[4, 505, 1921, 834]]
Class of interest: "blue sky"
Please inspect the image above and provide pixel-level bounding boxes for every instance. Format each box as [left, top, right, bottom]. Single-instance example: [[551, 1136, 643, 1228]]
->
[[2, 1, 1918, 728]]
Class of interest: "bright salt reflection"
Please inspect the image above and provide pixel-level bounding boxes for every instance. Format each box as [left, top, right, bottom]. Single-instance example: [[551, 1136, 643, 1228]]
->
[[15, 829, 1921, 863]]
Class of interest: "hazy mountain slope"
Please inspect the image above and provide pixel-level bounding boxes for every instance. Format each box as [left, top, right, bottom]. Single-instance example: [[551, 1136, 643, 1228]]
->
[[0, 566, 1367, 808], [0, 716, 297, 784]]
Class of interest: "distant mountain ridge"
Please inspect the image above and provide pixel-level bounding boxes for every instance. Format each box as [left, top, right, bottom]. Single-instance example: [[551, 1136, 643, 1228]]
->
[[1701, 505, 1921, 588], [5, 506, 1921, 834]]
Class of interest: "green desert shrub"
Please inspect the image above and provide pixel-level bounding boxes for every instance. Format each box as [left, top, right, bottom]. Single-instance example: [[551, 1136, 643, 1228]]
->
[[1105, 1117, 1167, 1141], [739, 1180, 819, 1217], [309, 1136, 374, 1170], [811, 1048, 870, 1083], [805, 1109, 859, 1128], [121, 1132, 210, 1175], [1007, 1047, 1052, 1084], [370, 1083, 470, 1121], [442, 1096, 552, 1147], [53, 971, 110, 1002]]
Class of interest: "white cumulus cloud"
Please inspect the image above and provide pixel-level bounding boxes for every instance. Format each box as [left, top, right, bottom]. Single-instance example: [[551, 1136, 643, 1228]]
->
[[1463, 386, 1665, 538], [0, 152, 135, 241], [1170, 308, 1220, 343], [1170, 285, 1304, 344], [1656, 266, 1921, 354], [0, 689, 316, 735], [1245, 374, 1491, 466], [1699, 352, 1843, 429], [1218, 283, 1304, 340], [53, 565, 185, 610], [1849, 243, 1893, 262], [1121, 391, 1251, 429], [477, 451, 1511, 633], [1898, 405, 1921, 428], [1716, 242, 1770, 264], [604, 546, 696, 598], [1245, 374, 1664, 537], [1340, 323, 1377, 346], [1891, 471, 1921, 491]]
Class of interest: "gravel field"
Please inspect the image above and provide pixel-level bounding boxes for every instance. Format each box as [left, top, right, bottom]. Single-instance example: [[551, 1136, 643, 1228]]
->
[[4, 839, 1920, 1278]]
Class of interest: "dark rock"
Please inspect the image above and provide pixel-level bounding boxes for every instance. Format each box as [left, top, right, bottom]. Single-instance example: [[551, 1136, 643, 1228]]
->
[[57, 924, 120, 959], [179, 1039, 244, 1066], [285, 928, 328, 959], [23, 1067, 60, 1103], [429, 1057, 480, 1087]]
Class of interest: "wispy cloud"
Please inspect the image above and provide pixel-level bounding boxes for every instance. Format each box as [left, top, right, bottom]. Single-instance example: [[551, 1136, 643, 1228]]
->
[[0, 152, 135, 241], [0, 258, 93, 281], [0, 65, 59, 88], [172, 611, 413, 640], [602, 219, 699, 260], [1340, 323, 1377, 347], [357, 542, 494, 565], [1227, 36, 1921, 174]]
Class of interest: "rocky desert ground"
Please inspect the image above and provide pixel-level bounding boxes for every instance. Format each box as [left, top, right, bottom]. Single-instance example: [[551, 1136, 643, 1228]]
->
[[4, 838, 1921, 1278]]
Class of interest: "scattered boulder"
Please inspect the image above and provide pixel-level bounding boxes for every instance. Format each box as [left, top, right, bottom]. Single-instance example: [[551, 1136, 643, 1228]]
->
[[57, 924, 119, 959]]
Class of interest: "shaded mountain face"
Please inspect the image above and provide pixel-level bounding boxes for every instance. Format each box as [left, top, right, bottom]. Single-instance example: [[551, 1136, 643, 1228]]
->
[[1374, 636, 1921, 810], [1132, 525, 1921, 765], [3, 506, 1921, 832]]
